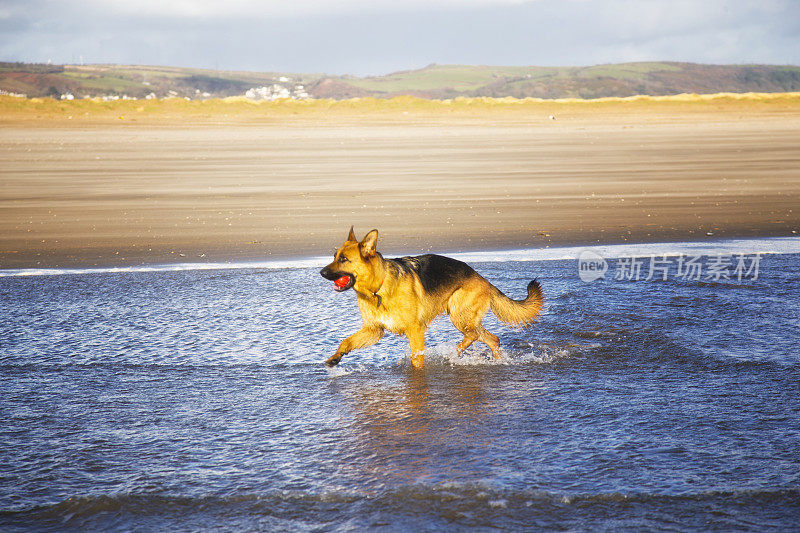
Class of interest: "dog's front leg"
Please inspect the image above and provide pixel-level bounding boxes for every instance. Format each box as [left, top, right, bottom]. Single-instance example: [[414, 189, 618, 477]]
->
[[326, 326, 385, 367], [406, 327, 427, 369]]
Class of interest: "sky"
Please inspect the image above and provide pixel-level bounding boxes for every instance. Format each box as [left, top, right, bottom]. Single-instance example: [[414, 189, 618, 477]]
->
[[1, 0, 798, 76]]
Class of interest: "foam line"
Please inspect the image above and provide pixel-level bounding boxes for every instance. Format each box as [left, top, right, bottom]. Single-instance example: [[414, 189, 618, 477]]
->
[[0, 257, 329, 278], [1, 237, 798, 278], [448, 237, 800, 263]]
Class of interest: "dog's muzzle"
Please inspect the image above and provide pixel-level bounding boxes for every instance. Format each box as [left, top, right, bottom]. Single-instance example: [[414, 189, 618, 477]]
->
[[320, 267, 356, 292]]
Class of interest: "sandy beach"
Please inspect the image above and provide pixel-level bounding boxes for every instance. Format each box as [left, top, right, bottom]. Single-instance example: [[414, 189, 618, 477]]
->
[[1, 96, 799, 268]]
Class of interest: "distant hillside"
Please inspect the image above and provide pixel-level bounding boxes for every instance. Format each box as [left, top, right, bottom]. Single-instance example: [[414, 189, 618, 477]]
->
[[0, 63, 321, 99], [333, 62, 800, 99], [2, 61, 799, 100]]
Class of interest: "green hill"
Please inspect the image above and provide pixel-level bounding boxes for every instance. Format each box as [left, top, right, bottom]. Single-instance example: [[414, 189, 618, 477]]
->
[[334, 62, 800, 99], [2, 61, 799, 100]]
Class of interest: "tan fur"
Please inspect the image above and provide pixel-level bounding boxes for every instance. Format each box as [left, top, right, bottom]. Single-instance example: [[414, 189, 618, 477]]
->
[[321, 228, 543, 368]]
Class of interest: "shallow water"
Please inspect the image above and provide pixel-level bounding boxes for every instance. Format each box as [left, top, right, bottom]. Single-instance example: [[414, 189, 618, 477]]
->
[[1, 240, 799, 531]]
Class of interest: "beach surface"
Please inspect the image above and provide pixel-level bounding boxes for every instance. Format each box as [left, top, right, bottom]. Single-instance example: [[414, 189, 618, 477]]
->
[[1, 95, 799, 268]]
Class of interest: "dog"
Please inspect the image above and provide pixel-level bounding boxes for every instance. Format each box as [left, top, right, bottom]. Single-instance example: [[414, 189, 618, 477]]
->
[[319, 227, 543, 368]]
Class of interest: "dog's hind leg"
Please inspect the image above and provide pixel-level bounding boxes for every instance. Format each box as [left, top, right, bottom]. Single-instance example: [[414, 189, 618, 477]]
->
[[327, 326, 384, 366], [448, 287, 490, 356], [456, 329, 479, 354], [453, 322, 500, 359], [477, 326, 502, 359]]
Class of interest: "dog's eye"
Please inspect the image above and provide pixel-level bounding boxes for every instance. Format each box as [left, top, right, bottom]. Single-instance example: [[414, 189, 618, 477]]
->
[[338, 256, 349, 264]]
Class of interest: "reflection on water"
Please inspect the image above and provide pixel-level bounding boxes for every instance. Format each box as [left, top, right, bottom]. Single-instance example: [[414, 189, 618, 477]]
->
[[335, 368, 508, 488]]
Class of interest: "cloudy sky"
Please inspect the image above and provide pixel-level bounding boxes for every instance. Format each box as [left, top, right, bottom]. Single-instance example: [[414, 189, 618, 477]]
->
[[1, 0, 798, 75]]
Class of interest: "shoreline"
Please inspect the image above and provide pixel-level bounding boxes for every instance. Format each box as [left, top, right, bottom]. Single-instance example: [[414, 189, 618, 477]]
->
[[2, 224, 798, 271], [2, 235, 798, 277]]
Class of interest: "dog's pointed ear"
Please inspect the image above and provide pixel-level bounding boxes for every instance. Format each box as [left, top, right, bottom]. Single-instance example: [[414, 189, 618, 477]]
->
[[346, 226, 357, 243], [360, 229, 379, 257]]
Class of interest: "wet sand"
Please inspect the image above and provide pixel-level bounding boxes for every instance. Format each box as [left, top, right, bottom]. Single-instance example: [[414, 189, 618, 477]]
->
[[1, 106, 799, 268]]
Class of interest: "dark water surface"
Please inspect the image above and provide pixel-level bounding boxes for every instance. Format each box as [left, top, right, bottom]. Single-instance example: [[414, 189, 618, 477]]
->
[[1, 243, 799, 531]]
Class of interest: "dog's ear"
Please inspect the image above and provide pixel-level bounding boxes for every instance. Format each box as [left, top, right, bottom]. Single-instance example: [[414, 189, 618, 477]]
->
[[346, 226, 357, 243], [360, 229, 379, 257]]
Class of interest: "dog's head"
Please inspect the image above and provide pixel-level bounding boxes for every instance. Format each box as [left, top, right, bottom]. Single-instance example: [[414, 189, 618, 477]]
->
[[320, 227, 381, 293]]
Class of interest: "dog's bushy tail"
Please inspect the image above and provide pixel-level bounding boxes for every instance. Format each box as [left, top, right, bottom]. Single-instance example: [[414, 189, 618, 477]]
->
[[489, 279, 543, 327]]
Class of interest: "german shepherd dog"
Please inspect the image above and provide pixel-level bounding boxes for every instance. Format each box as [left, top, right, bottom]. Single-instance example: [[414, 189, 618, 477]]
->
[[319, 228, 543, 368]]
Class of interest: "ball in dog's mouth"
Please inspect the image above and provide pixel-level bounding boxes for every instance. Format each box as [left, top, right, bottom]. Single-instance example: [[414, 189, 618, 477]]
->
[[333, 275, 354, 292]]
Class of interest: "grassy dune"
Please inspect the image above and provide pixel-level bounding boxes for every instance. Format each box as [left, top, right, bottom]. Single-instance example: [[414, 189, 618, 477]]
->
[[2, 92, 800, 125]]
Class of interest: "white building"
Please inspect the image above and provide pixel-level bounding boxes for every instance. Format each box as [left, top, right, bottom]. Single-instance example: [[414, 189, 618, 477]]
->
[[245, 84, 310, 101]]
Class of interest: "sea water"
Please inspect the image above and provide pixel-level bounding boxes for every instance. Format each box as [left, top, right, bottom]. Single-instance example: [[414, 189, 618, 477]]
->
[[1, 238, 799, 531]]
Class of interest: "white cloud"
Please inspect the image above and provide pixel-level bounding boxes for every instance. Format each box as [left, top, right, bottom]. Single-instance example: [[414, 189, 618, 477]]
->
[[83, 0, 535, 18], [1, 0, 797, 74]]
